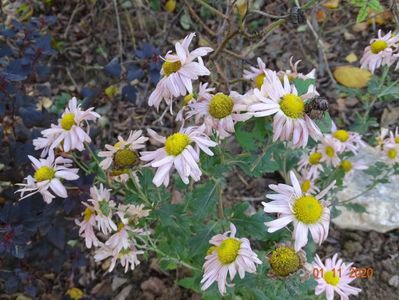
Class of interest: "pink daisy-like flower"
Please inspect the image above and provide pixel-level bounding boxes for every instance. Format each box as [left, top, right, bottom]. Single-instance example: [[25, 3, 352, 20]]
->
[[277, 57, 316, 81], [360, 30, 399, 73], [243, 57, 270, 88], [248, 71, 322, 148], [313, 253, 362, 300], [75, 206, 100, 249], [298, 171, 320, 195], [140, 125, 217, 187], [148, 33, 213, 110], [94, 242, 144, 273], [176, 82, 215, 122], [186, 91, 250, 139], [16, 151, 79, 204], [34, 97, 100, 155], [263, 171, 335, 251], [86, 184, 117, 235], [385, 127, 399, 145], [117, 203, 150, 221], [383, 143, 399, 165], [318, 135, 342, 167], [298, 149, 324, 180], [201, 223, 262, 295], [329, 123, 366, 154], [98, 130, 148, 182], [339, 159, 367, 181]]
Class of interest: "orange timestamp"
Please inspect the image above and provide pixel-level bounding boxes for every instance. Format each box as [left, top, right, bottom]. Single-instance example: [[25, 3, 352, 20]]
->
[[313, 267, 374, 279]]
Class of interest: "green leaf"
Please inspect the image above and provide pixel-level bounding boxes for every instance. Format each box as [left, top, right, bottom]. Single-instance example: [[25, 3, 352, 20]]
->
[[356, 4, 368, 23], [343, 203, 367, 213], [293, 78, 316, 96], [230, 203, 268, 240], [235, 118, 268, 152], [314, 112, 332, 133], [178, 276, 201, 292], [189, 181, 219, 219], [180, 12, 191, 30], [368, 0, 383, 11]]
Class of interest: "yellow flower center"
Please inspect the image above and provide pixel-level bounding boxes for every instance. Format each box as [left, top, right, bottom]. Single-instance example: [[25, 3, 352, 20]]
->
[[110, 168, 129, 176], [387, 148, 397, 159], [162, 60, 181, 76], [395, 137, 399, 144], [340, 160, 352, 173], [61, 113, 76, 130], [207, 246, 217, 255], [165, 133, 190, 156], [255, 73, 266, 89], [279, 94, 304, 119], [325, 146, 335, 158], [324, 270, 340, 286], [117, 222, 125, 231], [208, 93, 234, 119], [83, 207, 94, 222], [334, 130, 350, 142], [34, 166, 55, 182], [66, 287, 84, 300], [114, 141, 122, 150], [293, 195, 323, 224], [301, 180, 311, 193], [269, 246, 301, 277], [183, 93, 194, 106], [308, 152, 322, 165], [217, 238, 241, 265], [114, 149, 138, 168], [370, 40, 388, 54]]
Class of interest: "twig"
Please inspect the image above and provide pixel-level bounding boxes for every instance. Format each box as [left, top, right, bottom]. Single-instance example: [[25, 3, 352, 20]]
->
[[183, 0, 217, 36], [112, 0, 124, 60], [63, 3, 83, 39], [193, 0, 229, 19], [211, 29, 240, 59], [249, 9, 288, 19]]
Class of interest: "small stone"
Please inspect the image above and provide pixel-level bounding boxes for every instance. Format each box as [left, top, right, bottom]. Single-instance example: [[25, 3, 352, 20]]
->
[[388, 275, 399, 287], [343, 241, 362, 254], [140, 277, 166, 296], [112, 277, 128, 291]]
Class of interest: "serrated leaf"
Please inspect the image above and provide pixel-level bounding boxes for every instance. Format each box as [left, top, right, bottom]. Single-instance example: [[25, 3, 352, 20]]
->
[[356, 4, 368, 23], [293, 78, 316, 96]]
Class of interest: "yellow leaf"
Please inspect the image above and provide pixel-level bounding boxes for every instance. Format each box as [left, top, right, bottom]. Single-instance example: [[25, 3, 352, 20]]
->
[[66, 288, 84, 300], [105, 85, 119, 98], [345, 52, 358, 63], [333, 66, 371, 88], [165, 0, 176, 13], [323, 0, 340, 9]]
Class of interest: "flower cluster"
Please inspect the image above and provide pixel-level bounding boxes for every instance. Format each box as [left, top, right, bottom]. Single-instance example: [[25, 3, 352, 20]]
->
[[377, 127, 399, 164], [360, 30, 399, 73], [75, 184, 150, 272]]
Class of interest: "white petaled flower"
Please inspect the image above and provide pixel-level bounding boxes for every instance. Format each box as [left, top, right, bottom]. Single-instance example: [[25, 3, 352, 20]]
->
[[243, 57, 270, 88], [360, 30, 399, 73], [339, 159, 368, 181], [277, 57, 316, 81], [148, 33, 213, 110], [383, 143, 399, 164], [94, 242, 144, 273], [75, 206, 100, 249], [176, 82, 215, 122], [318, 135, 342, 167], [187, 91, 251, 139], [298, 171, 320, 195], [385, 127, 399, 145], [140, 125, 217, 187], [263, 171, 335, 251], [16, 152, 79, 204], [313, 253, 362, 300], [248, 71, 322, 148], [34, 97, 100, 154], [298, 149, 324, 180], [329, 123, 366, 154], [98, 130, 148, 182], [86, 184, 117, 235], [118, 203, 150, 221], [201, 223, 262, 295]]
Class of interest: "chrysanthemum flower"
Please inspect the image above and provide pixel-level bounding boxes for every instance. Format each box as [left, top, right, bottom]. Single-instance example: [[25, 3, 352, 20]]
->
[[94, 242, 143, 273], [313, 253, 362, 300], [187, 91, 250, 139], [383, 144, 399, 164], [98, 130, 148, 182], [86, 184, 117, 234], [329, 123, 365, 154], [140, 125, 217, 187], [277, 57, 316, 81], [318, 135, 342, 167], [263, 171, 335, 251], [176, 82, 215, 122], [339, 159, 367, 181], [16, 152, 79, 203], [117, 203, 150, 223], [298, 149, 324, 180], [298, 171, 320, 195], [248, 71, 322, 148], [243, 57, 270, 88], [386, 127, 399, 145], [75, 206, 100, 249], [201, 223, 262, 295], [268, 244, 306, 277], [360, 30, 399, 73], [34, 97, 100, 154], [148, 33, 213, 110]]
